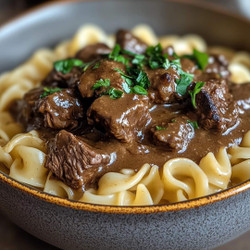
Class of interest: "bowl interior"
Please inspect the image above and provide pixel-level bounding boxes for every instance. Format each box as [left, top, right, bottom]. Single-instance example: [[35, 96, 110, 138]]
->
[[0, 0, 250, 214]]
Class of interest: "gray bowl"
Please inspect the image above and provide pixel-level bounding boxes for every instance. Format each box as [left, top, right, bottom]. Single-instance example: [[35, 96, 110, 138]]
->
[[0, 1, 249, 249]]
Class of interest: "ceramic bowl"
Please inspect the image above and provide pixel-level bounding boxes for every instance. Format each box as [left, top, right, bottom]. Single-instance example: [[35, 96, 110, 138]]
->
[[0, 1, 249, 249]]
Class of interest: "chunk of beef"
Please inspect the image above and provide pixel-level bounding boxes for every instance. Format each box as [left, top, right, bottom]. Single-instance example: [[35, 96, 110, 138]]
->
[[46, 130, 111, 189], [194, 79, 239, 132], [14, 87, 44, 131], [181, 58, 197, 74], [205, 54, 230, 79], [39, 88, 84, 130], [16, 87, 84, 131], [116, 29, 148, 54], [230, 82, 250, 112], [87, 94, 152, 143], [146, 67, 181, 104], [78, 59, 126, 98], [42, 66, 82, 88], [151, 116, 195, 153], [195, 54, 230, 82], [75, 43, 111, 63]]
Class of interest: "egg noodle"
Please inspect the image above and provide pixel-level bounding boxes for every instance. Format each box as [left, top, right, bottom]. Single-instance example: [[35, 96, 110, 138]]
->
[[0, 24, 249, 206]]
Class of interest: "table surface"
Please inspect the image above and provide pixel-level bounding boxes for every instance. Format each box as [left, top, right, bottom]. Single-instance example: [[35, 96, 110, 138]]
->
[[0, 0, 249, 249]]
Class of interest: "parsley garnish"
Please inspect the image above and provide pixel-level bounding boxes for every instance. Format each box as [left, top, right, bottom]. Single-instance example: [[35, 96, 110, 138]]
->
[[92, 79, 123, 99], [93, 62, 100, 69], [189, 82, 206, 108], [92, 79, 110, 90], [115, 67, 150, 95], [145, 44, 170, 70], [187, 120, 199, 129], [107, 87, 123, 99], [40, 87, 62, 98], [108, 44, 129, 65], [132, 85, 148, 95], [122, 82, 132, 94], [156, 126, 166, 131], [183, 49, 209, 70], [193, 49, 209, 70], [176, 73, 194, 96], [54, 59, 84, 74]]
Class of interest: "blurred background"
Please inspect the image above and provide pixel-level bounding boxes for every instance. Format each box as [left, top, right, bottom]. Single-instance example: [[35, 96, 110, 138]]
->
[[0, 0, 249, 249]]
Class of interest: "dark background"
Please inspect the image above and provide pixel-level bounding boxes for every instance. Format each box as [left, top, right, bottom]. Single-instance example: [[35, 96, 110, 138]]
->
[[0, 0, 249, 249]]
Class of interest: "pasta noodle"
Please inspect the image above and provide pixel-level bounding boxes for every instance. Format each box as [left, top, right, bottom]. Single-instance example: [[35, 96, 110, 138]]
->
[[0, 24, 249, 206]]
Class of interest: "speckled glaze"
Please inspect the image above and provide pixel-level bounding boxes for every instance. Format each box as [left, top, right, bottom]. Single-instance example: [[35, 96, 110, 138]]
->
[[0, 1, 250, 249]]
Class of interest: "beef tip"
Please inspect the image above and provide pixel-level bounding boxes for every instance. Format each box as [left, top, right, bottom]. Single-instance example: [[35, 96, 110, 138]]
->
[[38, 88, 84, 130], [87, 94, 152, 143], [146, 67, 181, 104], [194, 79, 239, 132], [116, 29, 148, 54], [14, 87, 44, 131], [181, 58, 197, 74], [16, 87, 84, 131], [75, 43, 111, 63], [151, 116, 195, 153], [46, 130, 111, 190], [194, 54, 230, 82], [78, 59, 126, 98], [230, 82, 250, 111], [42, 66, 82, 89], [205, 54, 230, 78]]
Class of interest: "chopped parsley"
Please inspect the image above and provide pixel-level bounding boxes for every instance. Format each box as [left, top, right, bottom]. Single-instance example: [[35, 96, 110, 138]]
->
[[187, 120, 199, 129], [40, 87, 62, 98], [115, 67, 150, 96], [108, 44, 129, 65], [156, 126, 166, 131], [132, 85, 148, 95], [54, 59, 84, 74], [92, 62, 101, 69], [145, 44, 170, 70], [122, 82, 132, 94], [176, 73, 194, 96], [92, 79, 110, 90], [193, 49, 209, 70], [189, 81, 206, 108], [183, 49, 209, 70], [106, 87, 123, 99], [92, 79, 123, 99]]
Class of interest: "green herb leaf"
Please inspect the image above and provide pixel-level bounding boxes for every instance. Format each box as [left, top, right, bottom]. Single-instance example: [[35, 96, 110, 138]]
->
[[40, 87, 62, 98], [92, 79, 110, 90], [171, 119, 176, 123], [108, 44, 129, 65], [189, 81, 206, 108], [108, 87, 123, 99], [54, 59, 84, 74], [170, 58, 182, 74], [122, 82, 132, 93], [193, 49, 209, 70], [92, 62, 100, 69], [132, 85, 148, 95], [156, 126, 166, 131], [187, 120, 199, 129], [176, 73, 194, 95], [135, 70, 150, 89]]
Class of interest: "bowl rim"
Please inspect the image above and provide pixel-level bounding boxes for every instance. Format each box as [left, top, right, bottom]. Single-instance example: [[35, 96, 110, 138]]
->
[[0, 0, 249, 214], [1, 171, 249, 214]]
